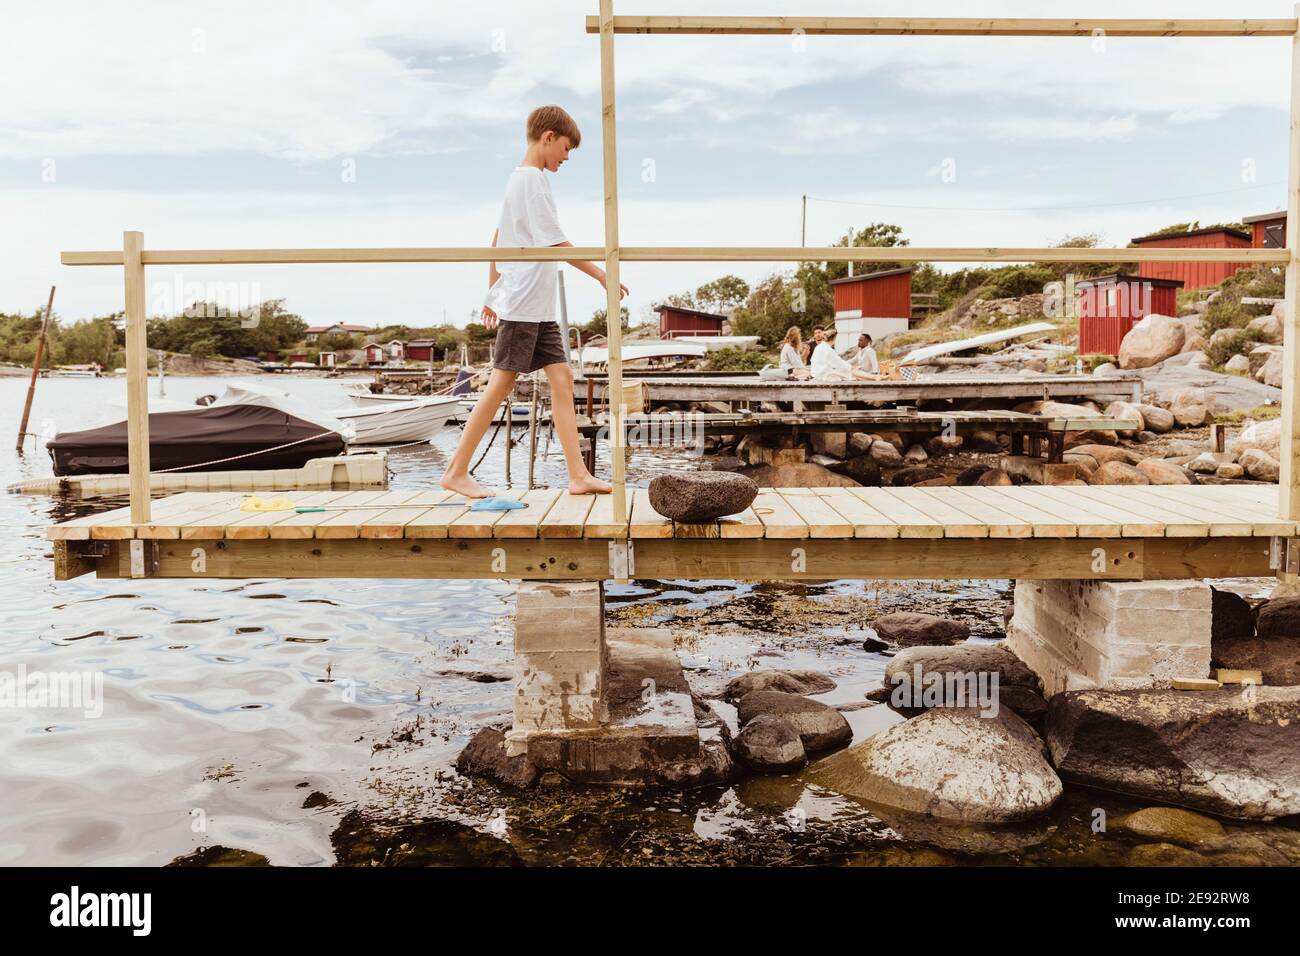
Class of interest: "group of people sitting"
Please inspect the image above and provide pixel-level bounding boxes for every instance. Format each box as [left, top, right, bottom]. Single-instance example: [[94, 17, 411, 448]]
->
[[778, 325, 880, 381]]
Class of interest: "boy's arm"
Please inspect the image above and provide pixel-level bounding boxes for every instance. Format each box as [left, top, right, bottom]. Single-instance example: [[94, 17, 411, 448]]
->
[[489, 229, 500, 287], [551, 240, 628, 298]]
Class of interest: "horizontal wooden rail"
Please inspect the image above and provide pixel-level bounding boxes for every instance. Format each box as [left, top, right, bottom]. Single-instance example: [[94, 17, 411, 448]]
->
[[583, 16, 1297, 37], [61, 246, 1290, 266]]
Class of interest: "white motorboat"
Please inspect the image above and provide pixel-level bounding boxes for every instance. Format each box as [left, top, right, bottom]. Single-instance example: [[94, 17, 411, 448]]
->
[[330, 394, 462, 444], [216, 382, 460, 445]]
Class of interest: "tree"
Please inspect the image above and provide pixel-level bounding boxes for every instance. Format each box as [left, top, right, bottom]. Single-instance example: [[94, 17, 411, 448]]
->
[[585, 306, 630, 338], [664, 275, 751, 314], [826, 222, 911, 280]]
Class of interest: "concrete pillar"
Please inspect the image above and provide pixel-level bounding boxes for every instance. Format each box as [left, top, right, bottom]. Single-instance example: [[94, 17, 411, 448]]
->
[[1007, 579, 1212, 696], [507, 580, 609, 755]]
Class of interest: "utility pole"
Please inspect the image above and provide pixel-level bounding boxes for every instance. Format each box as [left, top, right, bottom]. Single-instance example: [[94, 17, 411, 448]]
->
[[847, 227, 855, 278], [16, 285, 55, 452], [801, 194, 807, 247]]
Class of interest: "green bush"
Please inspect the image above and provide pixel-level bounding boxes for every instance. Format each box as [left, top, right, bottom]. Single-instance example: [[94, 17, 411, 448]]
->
[[1205, 326, 1264, 366], [704, 347, 772, 372]]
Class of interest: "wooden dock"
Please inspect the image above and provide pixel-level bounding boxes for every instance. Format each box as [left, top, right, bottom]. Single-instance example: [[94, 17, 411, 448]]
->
[[48, 485, 1283, 584], [561, 373, 1143, 409]]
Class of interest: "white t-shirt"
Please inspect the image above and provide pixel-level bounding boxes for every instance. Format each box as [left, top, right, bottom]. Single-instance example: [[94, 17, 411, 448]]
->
[[779, 342, 805, 369], [853, 344, 879, 373], [483, 166, 568, 323], [811, 341, 854, 379]]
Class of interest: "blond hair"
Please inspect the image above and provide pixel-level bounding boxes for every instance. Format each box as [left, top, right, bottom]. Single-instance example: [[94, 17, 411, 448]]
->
[[784, 326, 802, 348], [527, 105, 581, 147]]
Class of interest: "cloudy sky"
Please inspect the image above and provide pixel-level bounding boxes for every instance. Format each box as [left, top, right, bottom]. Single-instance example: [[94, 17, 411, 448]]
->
[[0, 0, 1291, 330]]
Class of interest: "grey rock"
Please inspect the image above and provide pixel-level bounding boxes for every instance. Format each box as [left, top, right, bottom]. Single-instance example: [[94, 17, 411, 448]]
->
[[456, 727, 539, 789], [731, 714, 807, 772], [647, 471, 758, 522], [882, 643, 1046, 719], [1045, 687, 1300, 820], [891, 466, 944, 487], [810, 708, 1062, 824], [872, 611, 971, 647], [735, 690, 852, 753], [721, 668, 836, 703]]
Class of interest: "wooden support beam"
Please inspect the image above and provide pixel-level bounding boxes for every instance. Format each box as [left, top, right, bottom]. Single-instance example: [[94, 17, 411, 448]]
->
[[60, 245, 1289, 267], [1283, 4, 1300, 526], [599, 0, 627, 523], [582, 16, 1297, 37], [87, 535, 1271, 582], [123, 230, 151, 525]]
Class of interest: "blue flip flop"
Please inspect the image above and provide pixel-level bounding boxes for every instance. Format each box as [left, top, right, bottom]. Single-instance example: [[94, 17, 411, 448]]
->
[[470, 497, 527, 512]]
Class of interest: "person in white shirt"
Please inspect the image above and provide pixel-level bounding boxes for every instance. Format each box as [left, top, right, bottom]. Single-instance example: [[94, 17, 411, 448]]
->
[[852, 333, 880, 376], [441, 105, 627, 500], [810, 329, 857, 381], [779, 327, 805, 369]]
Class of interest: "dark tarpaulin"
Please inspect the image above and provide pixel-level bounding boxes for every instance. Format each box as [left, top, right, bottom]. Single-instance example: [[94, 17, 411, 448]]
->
[[46, 403, 345, 476]]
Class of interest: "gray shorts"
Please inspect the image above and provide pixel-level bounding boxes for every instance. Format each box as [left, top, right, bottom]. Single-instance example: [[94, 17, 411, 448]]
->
[[493, 320, 568, 373]]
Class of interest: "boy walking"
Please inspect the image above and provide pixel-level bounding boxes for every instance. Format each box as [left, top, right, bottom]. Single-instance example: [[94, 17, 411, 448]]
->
[[440, 105, 627, 499]]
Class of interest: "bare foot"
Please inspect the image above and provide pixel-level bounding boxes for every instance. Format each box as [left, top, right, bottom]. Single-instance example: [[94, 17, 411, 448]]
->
[[440, 473, 494, 499], [568, 473, 612, 495]]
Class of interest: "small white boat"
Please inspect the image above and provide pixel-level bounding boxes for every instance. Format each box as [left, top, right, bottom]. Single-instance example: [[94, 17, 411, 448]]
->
[[331, 395, 462, 444]]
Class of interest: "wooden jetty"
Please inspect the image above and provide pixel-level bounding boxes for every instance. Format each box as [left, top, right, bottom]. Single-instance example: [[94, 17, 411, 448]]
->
[[560, 372, 1143, 411], [47, 485, 1283, 583], [577, 409, 1140, 465]]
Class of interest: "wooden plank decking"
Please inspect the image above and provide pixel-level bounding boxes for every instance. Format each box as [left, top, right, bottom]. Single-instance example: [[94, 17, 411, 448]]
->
[[47, 485, 1285, 583]]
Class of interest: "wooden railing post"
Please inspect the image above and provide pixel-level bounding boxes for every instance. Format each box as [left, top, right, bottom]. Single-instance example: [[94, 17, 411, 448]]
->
[[1284, 8, 1300, 524], [123, 230, 151, 524], [599, 0, 627, 522]]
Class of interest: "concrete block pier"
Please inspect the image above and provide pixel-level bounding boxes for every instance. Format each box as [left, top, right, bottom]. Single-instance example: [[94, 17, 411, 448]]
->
[[1007, 579, 1213, 695], [503, 580, 730, 787]]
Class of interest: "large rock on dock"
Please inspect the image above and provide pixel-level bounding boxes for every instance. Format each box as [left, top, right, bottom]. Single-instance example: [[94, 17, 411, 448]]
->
[[882, 643, 1047, 720], [732, 714, 807, 772], [647, 471, 758, 522], [871, 611, 970, 647], [1045, 687, 1300, 820], [810, 708, 1063, 824], [735, 690, 852, 754], [1119, 314, 1185, 370], [721, 669, 837, 703]]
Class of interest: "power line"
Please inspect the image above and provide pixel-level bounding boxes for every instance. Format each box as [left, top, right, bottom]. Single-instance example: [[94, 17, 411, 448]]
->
[[804, 180, 1283, 214]]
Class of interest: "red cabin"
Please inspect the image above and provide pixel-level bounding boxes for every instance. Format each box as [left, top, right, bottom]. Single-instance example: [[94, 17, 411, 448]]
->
[[832, 267, 913, 341], [405, 339, 436, 362], [1131, 226, 1253, 290], [1244, 210, 1287, 249], [655, 304, 725, 338], [1077, 274, 1184, 356]]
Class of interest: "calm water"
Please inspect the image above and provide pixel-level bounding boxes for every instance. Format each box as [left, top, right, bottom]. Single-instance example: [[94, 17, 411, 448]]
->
[[1, 374, 1292, 867]]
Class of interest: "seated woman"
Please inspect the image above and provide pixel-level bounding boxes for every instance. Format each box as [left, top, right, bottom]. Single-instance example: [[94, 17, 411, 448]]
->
[[811, 329, 874, 381], [779, 326, 811, 379]]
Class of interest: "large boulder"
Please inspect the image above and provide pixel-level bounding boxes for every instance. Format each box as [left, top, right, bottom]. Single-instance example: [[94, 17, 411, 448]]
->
[[1119, 314, 1186, 369], [1045, 687, 1300, 820], [1231, 418, 1281, 458], [721, 669, 836, 703], [1211, 587, 1255, 644], [1137, 404, 1175, 433], [871, 611, 970, 647], [1104, 400, 1146, 429], [869, 440, 904, 466], [810, 708, 1063, 823], [1239, 448, 1280, 482], [881, 643, 1047, 719], [731, 714, 807, 772], [1225, 354, 1251, 375], [1212, 635, 1300, 686], [891, 466, 944, 487], [735, 690, 852, 753], [1248, 343, 1281, 378], [836, 454, 882, 487], [1136, 458, 1194, 485], [1089, 460, 1150, 485], [1248, 312, 1285, 345], [647, 472, 758, 522]]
